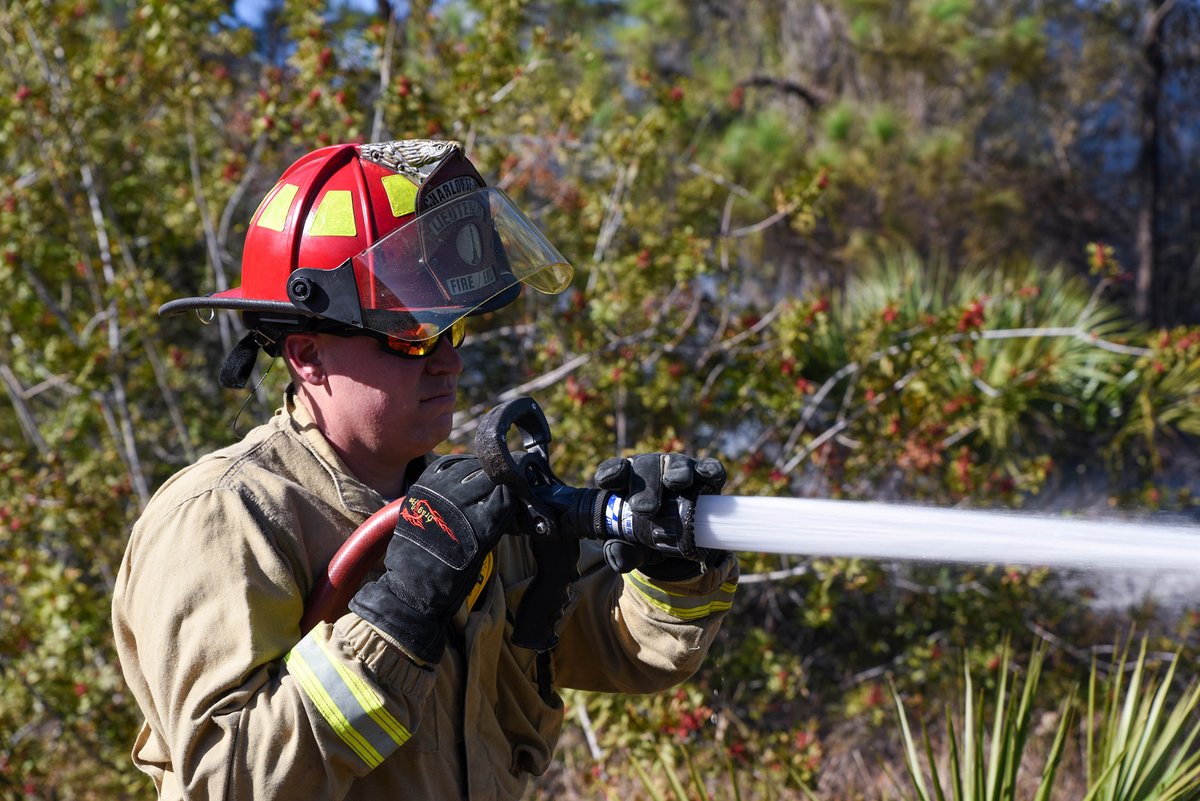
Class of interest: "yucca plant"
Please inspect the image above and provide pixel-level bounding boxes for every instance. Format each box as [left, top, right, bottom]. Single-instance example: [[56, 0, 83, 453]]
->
[[844, 252, 1135, 455], [891, 642, 1075, 801], [1108, 328, 1200, 473], [774, 250, 1140, 493], [1083, 639, 1200, 801], [893, 639, 1200, 801]]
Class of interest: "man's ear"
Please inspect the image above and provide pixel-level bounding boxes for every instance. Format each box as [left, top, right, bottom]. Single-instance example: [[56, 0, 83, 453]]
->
[[282, 333, 326, 386]]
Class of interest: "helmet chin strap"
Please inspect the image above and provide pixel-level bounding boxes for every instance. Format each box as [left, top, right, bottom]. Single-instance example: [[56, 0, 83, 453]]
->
[[220, 315, 312, 389], [218, 331, 282, 436], [219, 333, 262, 389]]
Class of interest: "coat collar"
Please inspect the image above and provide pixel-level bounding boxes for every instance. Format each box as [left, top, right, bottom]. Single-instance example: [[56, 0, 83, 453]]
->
[[280, 384, 386, 519]]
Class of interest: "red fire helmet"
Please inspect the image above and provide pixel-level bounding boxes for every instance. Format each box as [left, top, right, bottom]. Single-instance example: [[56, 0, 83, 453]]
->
[[161, 140, 573, 345]]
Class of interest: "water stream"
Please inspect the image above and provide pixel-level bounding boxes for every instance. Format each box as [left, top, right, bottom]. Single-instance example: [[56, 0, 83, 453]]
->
[[694, 495, 1200, 574]]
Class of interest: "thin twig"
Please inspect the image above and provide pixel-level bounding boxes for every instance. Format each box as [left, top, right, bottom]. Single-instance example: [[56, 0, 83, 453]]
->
[[974, 326, 1150, 357], [738, 561, 814, 584], [782, 364, 924, 473], [779, 361, 861, 465], [371, 13, 398, 142], [686, 162, 764, 206], [0, 363, 50, 454], [724, 194, 808, 239], [451, 352, 595, 437], [109, 376, 151, 506], [573, 695, 604, 763], [490, 57, 544, 105], [716, 301, 787, 353], [839, 631, 948, 690], [696, 194, 738, 368], [184, 107, 239, 360], [591, 158, 636, 265]]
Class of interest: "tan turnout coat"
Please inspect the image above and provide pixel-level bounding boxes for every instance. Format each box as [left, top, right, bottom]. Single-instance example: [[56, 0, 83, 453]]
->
[[112, 392, 738, 800]]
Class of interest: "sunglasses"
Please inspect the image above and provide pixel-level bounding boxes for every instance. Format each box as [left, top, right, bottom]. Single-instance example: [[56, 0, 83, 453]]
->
[[377, 317, 467, 359], [328, 318, 467, 359]]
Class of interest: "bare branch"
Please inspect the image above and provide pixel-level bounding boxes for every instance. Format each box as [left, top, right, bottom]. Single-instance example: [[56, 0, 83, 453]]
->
[[779, 361, 861, 464], [0, 363, 49, 455], [724, 195, 809, 239], [490, 57, 544, 105], [371, 13, 398, 142], [738, 560, 814, 584], [572, 696, 605, 765], [19, 262, 82, 348], [784, 366, 923, 473], [839, 631, 948, 690], [973, 326, 1151, 357], [739, 73, 829, 110], [451, 351, 595, 438], [717, 301, 787, 353], [186, 112, 238, 359], [1142, 0, 1180, 47], [108, 377, 152, 507], [591, 158, 637, 265], [687, 162, 766, 207]]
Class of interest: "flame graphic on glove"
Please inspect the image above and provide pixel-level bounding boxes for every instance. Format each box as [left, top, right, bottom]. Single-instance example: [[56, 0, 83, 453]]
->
[[401, 497, 458, 542]]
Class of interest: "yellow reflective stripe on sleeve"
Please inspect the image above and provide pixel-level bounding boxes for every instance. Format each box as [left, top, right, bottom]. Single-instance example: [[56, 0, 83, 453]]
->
[[284, 644, 383, 769], [284, 630, 410, 769], [313, 638, 411, 748], [623, 572, 737, 621]]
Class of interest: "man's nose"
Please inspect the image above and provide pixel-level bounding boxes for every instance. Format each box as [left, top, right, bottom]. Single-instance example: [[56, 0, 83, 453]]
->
[[426, 334, 464, 375]]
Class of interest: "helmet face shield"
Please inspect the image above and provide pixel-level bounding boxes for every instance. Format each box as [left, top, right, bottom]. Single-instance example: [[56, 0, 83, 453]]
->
[[330, 187, 572, 341]]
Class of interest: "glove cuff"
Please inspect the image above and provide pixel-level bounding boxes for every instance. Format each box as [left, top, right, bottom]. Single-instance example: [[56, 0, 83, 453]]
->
[[635, 556, 704, 581], [349, 583, 446, 665], [636, 550, 727, 581]]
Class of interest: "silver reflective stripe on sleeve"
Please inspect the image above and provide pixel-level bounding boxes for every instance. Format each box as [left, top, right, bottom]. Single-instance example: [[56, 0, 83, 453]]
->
[[284, 630, 411, 769]]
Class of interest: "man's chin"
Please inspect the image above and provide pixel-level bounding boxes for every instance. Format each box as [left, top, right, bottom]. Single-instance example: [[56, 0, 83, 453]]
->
[[425, 408, 456, 441]]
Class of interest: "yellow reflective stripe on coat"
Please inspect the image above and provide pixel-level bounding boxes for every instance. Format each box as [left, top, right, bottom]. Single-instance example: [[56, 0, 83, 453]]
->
[[466, 551, 494, 612], [284, 630, 411, 768], [623, 571, 737, 621]]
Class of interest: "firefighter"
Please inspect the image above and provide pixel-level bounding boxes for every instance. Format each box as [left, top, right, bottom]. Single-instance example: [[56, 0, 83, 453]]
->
[[112, 140, 738, 800]]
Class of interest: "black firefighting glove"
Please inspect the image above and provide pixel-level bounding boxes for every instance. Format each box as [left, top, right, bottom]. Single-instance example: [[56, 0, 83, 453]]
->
[[349, 455, 519, 664], [593, 452, 727, 580]]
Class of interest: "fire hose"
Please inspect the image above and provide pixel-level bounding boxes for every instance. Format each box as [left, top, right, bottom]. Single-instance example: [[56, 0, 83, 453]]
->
[[301, 396, 704, 635], [302, 397, 1200, 633]]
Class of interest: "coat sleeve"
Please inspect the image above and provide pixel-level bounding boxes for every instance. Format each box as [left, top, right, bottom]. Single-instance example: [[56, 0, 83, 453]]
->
[[549, 542, 738, 693], [111, 486, 434, 801]]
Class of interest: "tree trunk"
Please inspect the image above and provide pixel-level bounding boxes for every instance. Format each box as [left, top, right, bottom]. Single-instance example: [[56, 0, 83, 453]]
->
[[1134, 0, 1174, 323]]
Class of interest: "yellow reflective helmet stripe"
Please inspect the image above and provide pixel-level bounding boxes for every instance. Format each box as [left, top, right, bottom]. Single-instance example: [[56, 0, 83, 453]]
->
[[380, 174, 419, 218], [623, 571, 737, 621], [256, 183, 299, 232], [284, 630, 411, 769], [309, 190, 358, 237]]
